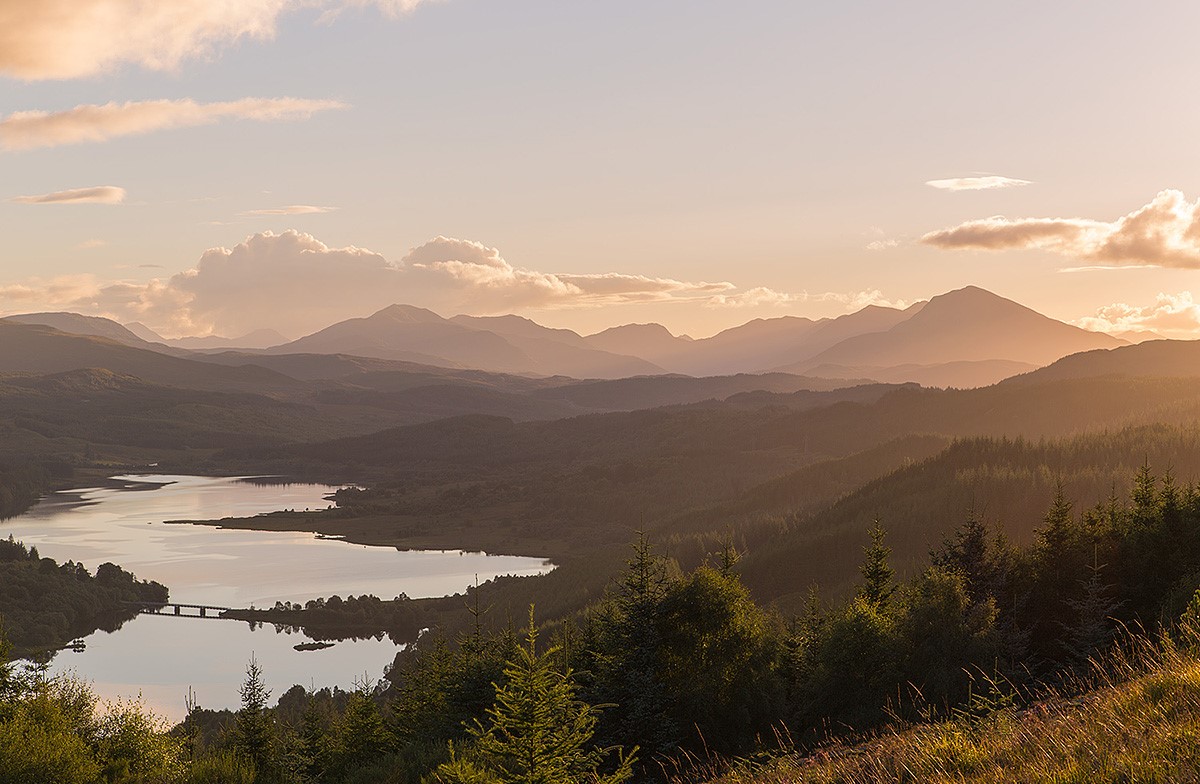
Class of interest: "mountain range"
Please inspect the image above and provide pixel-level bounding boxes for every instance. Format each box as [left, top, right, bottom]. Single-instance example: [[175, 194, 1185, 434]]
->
[[2, 285, 1129, 389]]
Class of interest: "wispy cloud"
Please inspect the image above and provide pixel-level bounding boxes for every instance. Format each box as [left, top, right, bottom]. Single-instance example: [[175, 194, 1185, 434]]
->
[[926, 175, 1033, 191], [1076, 291, 1200, 339], [241, 205, 338, 216], [708, 287, 908, 311], [76, 239, 107, 249], [0, 98, 346, 151], [706, 287, 798, 308], [922, 190, 1200, 268], [0, 0, 436, 80], [10, 185, 126, 205]]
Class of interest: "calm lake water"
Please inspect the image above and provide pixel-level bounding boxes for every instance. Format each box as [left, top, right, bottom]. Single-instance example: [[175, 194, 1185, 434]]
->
[[5, 475, 553, 720]]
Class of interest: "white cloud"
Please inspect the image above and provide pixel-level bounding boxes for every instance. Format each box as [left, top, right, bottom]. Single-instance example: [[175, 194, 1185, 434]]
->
[[706, 287, 797, 308], [10, 185, 125, 205], [926, 176, 1033, 191], [866, 238, 900, 251], [404, 236, 735, 310], [1075, 292, 1200, 339], [242, 205, 338, 216], [0, 98, 346, 151], [922, 190, 1200, 268], [0, 231, 746, 337], [0, 0, 435, 80], [76, 239, 107, 249]]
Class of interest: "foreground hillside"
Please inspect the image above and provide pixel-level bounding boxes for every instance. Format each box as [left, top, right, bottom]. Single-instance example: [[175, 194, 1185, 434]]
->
[[717, 638, 1200, 784]]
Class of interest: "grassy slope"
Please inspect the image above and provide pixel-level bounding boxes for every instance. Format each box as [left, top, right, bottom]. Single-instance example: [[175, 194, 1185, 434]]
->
[[716, 640, 1200, 783]]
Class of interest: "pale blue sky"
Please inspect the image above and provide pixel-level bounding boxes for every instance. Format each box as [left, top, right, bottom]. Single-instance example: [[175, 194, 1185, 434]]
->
[[2, 0, 1200, 338]]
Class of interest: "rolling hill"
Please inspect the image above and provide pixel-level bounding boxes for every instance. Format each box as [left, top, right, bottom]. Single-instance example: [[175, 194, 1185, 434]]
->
[[1005, 338, 1200, 384]]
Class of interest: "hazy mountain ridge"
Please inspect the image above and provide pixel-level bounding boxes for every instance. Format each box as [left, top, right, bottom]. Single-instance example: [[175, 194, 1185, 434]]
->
[[257, 287, 1123, 385], [5, 312, 169, 352], [777, 286, 1124, 375], [4, 285, 1126, 387]]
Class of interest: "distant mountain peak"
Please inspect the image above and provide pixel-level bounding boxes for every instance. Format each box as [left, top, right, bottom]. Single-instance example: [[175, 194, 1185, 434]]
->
[[371, 304, 446, 323], [589, 323, 677, 340]]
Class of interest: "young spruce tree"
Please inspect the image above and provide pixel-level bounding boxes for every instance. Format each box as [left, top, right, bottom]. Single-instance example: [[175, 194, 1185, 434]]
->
[[437, 608, 635, 784]]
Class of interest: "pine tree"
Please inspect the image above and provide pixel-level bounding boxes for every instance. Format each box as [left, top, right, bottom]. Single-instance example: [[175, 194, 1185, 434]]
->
[[590, 534, 679, 760], [298, 696, 330, 781], [438, 608, 635, 784], [336, 680, 391, 762], [858, 523, 895, 608], [1036, 482, 1076, 559], [1130, 462, 1158, 528], [931, 510, 992, 604], [233, 656, 275, 773], [1060, 551, 1122, 665]]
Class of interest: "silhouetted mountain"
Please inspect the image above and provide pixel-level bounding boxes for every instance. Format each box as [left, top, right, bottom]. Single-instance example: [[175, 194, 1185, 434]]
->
[[270, 304, 528, 370], [0, 322, 296, 392], [5, 312, 163, 350], [782, 286, 1124, 376], [274, 304, 663, 378], [1005, 339, 1200, 385], [126, 321, 289, 350], [584, 305, 918, 376], [449, 314, 664, 377], [583, 323, 694, 367], [160, 328, 290, 350]]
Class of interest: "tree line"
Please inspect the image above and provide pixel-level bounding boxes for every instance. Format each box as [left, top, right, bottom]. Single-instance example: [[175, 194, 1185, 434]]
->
[[5, 465, 1200, 781]]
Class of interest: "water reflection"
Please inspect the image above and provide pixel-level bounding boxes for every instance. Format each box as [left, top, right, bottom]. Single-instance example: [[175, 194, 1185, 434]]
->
[[5, 475, 553, 720]]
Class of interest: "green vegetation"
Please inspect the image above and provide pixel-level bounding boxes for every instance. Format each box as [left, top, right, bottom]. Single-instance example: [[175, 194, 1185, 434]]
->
[[0, 538, 167, 656], [6, 465, 1200, 781], [14, 335, 1200, 780], [0, 463, 52, 520], [0, 632, 184, 784], [708, 635, 1200, 784]]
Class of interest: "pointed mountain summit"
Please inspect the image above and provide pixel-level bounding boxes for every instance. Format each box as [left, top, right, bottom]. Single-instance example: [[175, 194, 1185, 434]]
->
[[788, 286, 1125, 372]]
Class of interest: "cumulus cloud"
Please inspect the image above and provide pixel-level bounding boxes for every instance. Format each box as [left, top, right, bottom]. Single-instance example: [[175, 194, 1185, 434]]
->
[[1076, 292, 1200, 339], [922, 190, 1200, 268], [0, 231, 747, 337], [10, 185, 125, 205], [926, 176, 1032, 191], [242, 205, 338, 216], [0, 97, 346, 151], [0, 0, 435, 80], [403, 236, 734, 311]]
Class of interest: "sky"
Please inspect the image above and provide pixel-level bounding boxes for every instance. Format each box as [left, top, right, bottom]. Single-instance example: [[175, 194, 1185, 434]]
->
[[3, 1, 1200, 340]]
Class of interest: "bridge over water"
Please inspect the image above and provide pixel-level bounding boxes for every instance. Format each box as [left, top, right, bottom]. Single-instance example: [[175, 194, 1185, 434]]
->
[[123, 601, 245, 619]]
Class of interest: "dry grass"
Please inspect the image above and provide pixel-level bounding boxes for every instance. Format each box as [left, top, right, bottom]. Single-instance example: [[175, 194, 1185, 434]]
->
[[696, 637, 1200, 784]]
